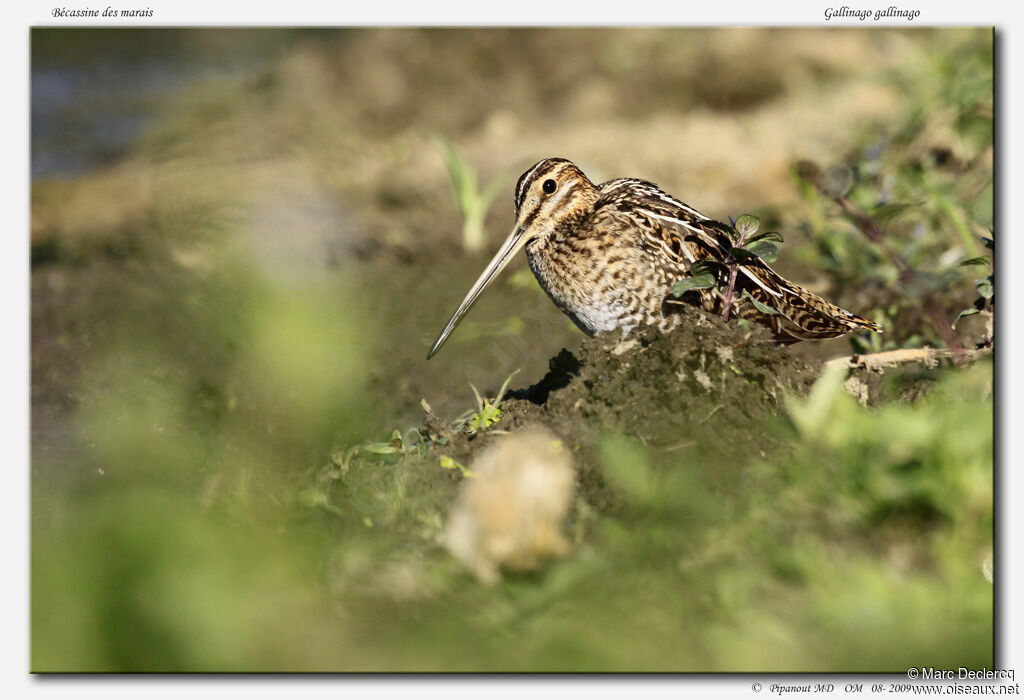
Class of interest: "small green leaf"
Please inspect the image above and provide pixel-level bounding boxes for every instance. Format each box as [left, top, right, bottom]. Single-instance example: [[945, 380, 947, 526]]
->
[[822, 165, 854, 198], [689, 260, 725, 276], [952, 308, 980, 327], [672, 273, 716, 297], [469, 383, 484, 411], [494, 369, 520, 408], [742, 290, 780, 315], [298, 489, 343, 516], [362, 442, 399, 455], [729, 247, 759, 261], [734, 214, 760, 239], [298, 488, 328, 508], [794, 161, 823, 187], [435, 136, 471, 209], [747, 230, 784, 244], [976, 278, 994, 299], [871, 202, 921, 223], [468, 403, 502, 432], [746, 241, 779, 263], [440, 455, 476, 477], [785, 365, 848, 435], [959, 257, 990, 268]]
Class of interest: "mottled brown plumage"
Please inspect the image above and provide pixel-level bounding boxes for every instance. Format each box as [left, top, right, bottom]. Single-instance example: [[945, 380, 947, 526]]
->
[[428, 158, 881, 358]]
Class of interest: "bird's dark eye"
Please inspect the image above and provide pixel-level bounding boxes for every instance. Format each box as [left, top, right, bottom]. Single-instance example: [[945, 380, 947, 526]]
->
[[542, 179, 557, 194]]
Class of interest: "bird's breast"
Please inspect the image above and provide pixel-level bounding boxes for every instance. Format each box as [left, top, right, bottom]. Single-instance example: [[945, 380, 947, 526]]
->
[[525, 237, 668, 336]]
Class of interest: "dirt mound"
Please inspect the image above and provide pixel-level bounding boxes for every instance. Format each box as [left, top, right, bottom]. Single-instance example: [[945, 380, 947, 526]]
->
[[425, 305, 820, 510], [518, 306, 814, 440]]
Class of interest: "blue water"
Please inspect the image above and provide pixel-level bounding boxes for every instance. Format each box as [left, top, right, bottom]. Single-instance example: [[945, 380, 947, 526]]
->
[[30, 58, 199, 179], [30, 29, 330, 180], [30, 31, 287, 180]]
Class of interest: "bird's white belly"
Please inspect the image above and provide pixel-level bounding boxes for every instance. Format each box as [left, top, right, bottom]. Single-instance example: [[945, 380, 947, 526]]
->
[[526, 251, 638, 336], [569, 300, 632, 335]]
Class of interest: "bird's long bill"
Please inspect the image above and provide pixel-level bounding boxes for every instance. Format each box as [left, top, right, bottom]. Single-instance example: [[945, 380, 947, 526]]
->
[[427, 226, 527, 359]]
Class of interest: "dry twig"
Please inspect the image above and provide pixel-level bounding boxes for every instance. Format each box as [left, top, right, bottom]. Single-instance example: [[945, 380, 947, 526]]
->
[[824, 346, 991, 373]]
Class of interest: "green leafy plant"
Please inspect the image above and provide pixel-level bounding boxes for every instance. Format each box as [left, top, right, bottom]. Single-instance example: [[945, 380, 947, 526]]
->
[[794, 157, 990, 354], [787, 36, 992, 354], [953, 236, 993, 347], [435, 136, 509, 253], [359, 427, 428, 459], [439, 455, 476, 477], [670, 214, 784, 320], [453, 369, 519, 435]]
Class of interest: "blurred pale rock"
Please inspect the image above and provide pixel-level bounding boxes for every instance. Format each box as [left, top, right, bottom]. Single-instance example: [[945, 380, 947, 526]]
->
[[443, 428, 575, 584]]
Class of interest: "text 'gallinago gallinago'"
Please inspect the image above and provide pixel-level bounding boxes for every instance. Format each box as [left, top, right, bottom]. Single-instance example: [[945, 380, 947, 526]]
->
[[428, 158, 881, 358]]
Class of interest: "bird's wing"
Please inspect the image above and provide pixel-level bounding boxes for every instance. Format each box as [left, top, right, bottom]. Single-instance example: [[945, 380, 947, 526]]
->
[[598, 179, 881, 340], [599, 179, 785, 298]]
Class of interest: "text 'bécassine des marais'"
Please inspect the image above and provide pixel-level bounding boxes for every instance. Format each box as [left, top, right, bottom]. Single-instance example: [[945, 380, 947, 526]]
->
[[51, 7, 154, 18]]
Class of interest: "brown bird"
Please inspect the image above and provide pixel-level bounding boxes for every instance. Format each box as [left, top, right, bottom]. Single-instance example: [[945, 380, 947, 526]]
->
[[428, 158, 881, 358]]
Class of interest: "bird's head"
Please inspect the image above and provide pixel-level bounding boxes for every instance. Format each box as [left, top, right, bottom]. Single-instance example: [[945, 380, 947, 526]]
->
[[427, 158, 598, 358]]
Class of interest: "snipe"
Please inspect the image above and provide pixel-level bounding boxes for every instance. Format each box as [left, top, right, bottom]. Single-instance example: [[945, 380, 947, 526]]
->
[[428, 157, 880, 358]]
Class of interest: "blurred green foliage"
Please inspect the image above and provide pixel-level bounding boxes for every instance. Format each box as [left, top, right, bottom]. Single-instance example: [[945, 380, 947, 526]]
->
[[32, 245, 374, 670], [435, 137, 511, 253], [35, 346, 991, 670], [790, 31, 993, 352]]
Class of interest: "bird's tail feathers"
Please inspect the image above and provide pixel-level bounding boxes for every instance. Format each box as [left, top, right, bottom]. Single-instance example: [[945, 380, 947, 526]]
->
[[739, 265, 882, 342]]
